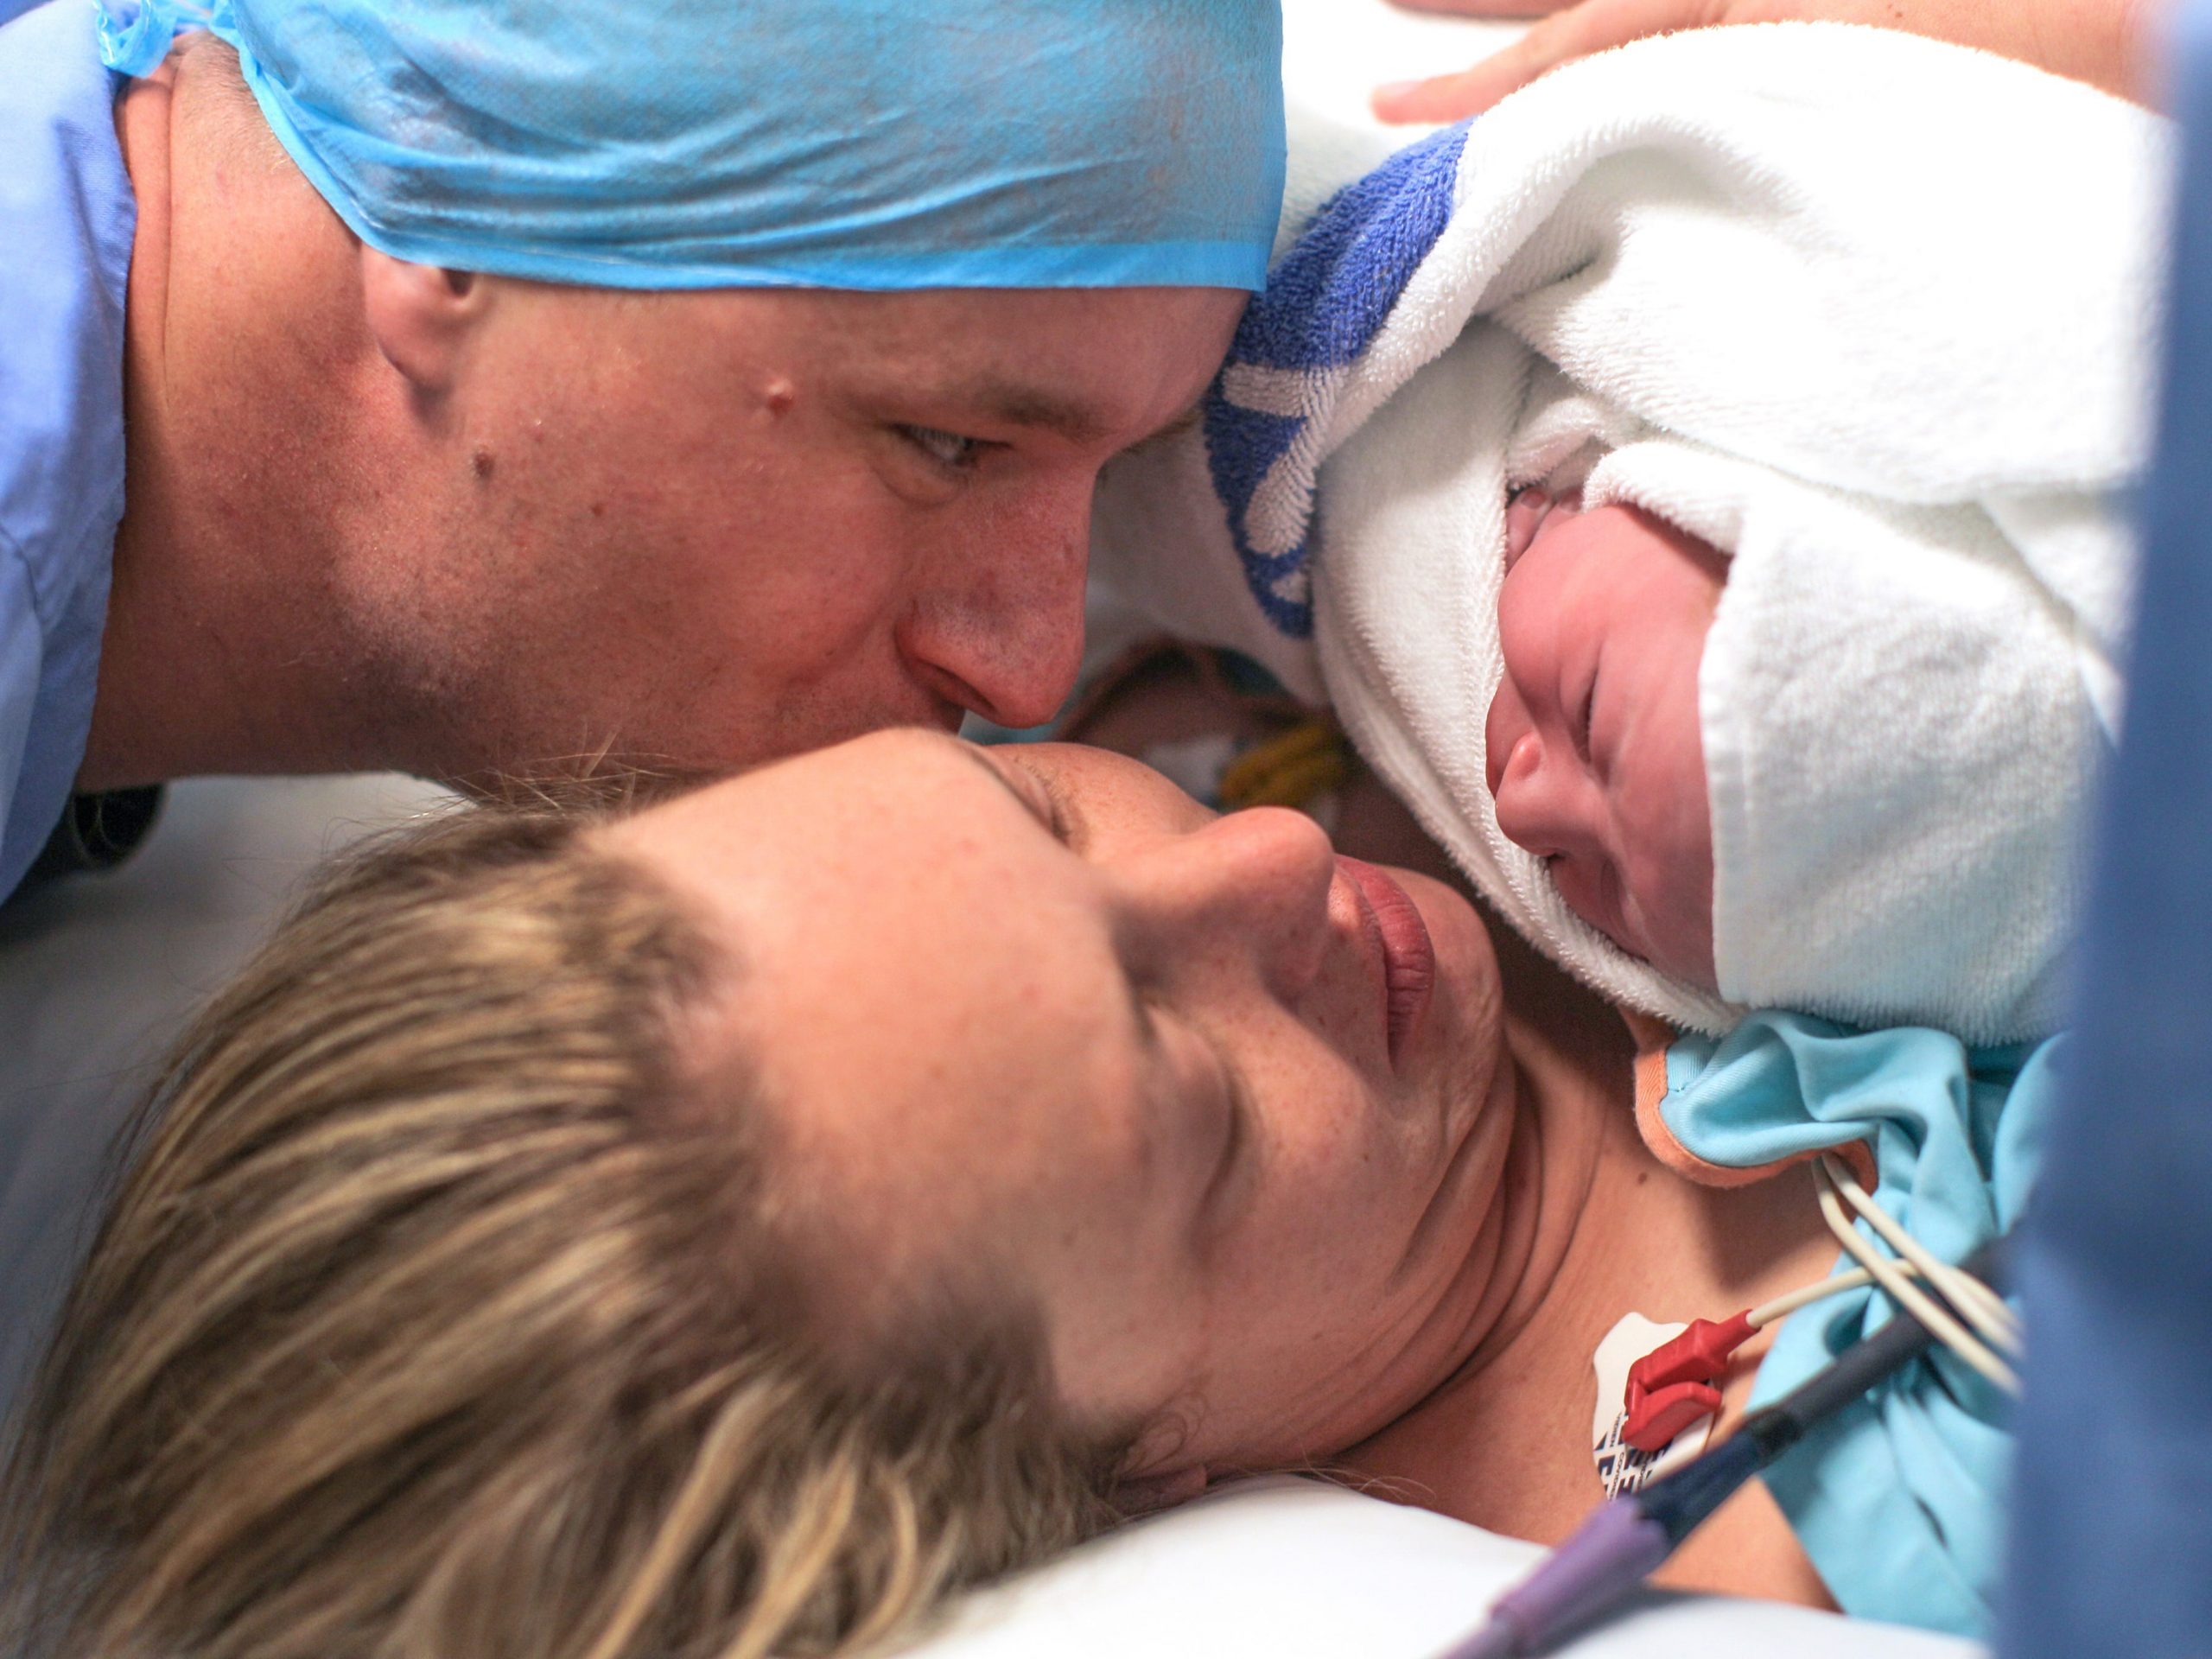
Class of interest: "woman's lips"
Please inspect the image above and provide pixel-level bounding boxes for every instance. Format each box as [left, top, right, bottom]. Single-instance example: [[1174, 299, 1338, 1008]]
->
[[1338, 856, 1436, 1069]]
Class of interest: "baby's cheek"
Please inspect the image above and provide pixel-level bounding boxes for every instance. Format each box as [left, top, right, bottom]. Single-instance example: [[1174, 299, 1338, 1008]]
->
[[1546, 854, 1625, 949], [1618, 784, 1719, 986]]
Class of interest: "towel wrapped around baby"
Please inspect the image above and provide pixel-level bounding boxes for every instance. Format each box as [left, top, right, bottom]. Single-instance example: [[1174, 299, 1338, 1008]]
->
[[1094, 22, 2170, 1042]]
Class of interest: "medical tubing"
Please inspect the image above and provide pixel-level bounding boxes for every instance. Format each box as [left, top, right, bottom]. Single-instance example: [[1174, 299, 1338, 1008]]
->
[[1813, 1166, 2019, 1392], [1751, 1158, 2012, 1339], [1432, 1235, 2012, 1659], [1754, 1233, 2012, 1440], [1816, 1156, 2022, 1349], [1433, 1499, 1673, 1659], [1747, 1259, 1923, 1327], [1634, 1432, 1769, 1542]]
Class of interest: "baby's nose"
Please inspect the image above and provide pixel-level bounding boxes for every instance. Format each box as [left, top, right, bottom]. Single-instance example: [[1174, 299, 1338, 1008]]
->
[[1485, 675, 1533, 801], [1487, 688, 1597, 862]]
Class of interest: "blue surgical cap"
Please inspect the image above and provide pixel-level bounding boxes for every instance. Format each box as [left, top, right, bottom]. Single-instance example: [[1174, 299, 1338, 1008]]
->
[[96, 0, 1286, 292]]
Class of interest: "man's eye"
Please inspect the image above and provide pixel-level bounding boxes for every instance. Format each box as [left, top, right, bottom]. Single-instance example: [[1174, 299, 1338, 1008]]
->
[[898, 423, 984, 471]]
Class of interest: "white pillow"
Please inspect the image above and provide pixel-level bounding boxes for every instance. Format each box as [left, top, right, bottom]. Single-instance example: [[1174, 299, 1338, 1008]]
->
[[900, 1477, 1981, 1659]]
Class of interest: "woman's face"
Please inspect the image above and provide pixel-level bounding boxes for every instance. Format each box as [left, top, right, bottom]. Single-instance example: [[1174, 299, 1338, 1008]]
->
[[607, 730, 1522, 1479]]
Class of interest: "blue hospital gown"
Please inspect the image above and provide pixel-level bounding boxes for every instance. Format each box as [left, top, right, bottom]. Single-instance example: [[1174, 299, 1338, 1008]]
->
[[1652, 1012, 2058, 1638], [0, 0, 132, 901]]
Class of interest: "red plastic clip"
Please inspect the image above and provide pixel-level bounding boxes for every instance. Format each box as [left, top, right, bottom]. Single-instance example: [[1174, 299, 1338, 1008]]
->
[[1621, 1312, 1755, 1454]]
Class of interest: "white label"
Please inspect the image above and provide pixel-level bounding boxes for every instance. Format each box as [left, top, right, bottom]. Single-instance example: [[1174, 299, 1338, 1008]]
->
[[1592, 1313, 1715, 1497]]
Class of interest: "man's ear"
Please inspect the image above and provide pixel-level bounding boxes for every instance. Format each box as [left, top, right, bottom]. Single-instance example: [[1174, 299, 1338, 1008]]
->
[[359, 246, 490, 396], [1116, 1462, 1210, 1514]]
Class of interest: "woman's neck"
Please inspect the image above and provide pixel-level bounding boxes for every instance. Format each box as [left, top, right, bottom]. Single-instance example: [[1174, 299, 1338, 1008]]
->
[[1338, 927, 1632, 1465], [1337, 923, 1839, 1605]]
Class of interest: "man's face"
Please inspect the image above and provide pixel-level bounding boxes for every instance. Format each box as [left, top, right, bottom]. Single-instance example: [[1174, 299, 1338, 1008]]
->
[[348, 284, 1244, 784]]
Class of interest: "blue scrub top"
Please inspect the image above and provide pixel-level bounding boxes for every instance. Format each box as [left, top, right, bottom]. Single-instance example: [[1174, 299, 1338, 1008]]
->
[[0, 0, 132, 903]]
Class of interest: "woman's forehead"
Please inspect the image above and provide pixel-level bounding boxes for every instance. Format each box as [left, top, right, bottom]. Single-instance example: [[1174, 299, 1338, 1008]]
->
[[731, 941, 1160, 1299]]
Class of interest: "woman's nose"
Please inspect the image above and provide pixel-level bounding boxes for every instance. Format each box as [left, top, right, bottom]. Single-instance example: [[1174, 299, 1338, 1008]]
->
[[1109, 805, 1340, 1000], [899, 496, 1092, 731]]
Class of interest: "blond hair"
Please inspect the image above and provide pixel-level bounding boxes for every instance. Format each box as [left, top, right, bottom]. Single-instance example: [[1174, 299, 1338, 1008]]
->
[[0, 805, 1136, 1659]]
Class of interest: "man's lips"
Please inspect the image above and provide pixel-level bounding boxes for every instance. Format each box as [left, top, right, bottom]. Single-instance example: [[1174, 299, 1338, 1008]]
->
[[1338, 855, 1436, 1069]]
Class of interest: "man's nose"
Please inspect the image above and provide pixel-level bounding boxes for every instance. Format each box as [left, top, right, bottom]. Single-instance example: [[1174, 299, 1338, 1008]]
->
[[1109, 806, 1340, 1001], [898, 500, 1091, 732]]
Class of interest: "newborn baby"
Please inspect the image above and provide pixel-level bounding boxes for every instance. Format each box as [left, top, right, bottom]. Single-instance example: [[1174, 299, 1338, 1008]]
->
[[1481, 467, 2114, 1042], [1090, 23, 2160, 1045], [1487, 491, 1724, 990]]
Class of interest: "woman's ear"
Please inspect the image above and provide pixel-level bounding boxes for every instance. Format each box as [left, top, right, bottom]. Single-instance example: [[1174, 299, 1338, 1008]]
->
[[1116, 1462, 1210, 1514], [359, 246, 489, 396]]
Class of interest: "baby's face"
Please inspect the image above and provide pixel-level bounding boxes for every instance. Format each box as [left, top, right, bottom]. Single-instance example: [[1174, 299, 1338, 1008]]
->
[[1486, 493, 1725, 988]]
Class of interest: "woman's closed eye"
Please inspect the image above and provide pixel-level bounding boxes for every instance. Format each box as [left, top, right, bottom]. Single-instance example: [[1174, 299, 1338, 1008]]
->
[[1141, 999, 1253, 1236], [1192, 1022, 1252, 1230]]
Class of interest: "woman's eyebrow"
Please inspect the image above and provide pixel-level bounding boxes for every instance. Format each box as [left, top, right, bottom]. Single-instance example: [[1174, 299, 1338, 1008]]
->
[[946, 739, 1021, 804], [944, 739, 1044, 817], [947, 741, 1083, 842]]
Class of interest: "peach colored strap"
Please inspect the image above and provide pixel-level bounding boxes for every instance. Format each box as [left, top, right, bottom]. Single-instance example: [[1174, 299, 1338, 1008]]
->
[[1621, 1009, 1877, 1191]]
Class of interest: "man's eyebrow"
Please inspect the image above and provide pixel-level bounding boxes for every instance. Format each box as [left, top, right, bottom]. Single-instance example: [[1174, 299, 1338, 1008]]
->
[[952, 380, 1120, 445], [927, 382, 1206, 450]]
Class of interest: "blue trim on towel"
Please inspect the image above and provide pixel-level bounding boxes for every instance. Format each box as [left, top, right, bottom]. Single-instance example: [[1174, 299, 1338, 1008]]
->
[[1203, 123, 1468, 636]]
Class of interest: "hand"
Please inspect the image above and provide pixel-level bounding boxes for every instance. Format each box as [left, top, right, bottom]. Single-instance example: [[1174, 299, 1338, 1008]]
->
[[1370, 0, 2152, 124]]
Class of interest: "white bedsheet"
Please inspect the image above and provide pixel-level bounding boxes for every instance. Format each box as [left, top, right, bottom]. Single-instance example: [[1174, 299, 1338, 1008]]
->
[[906, 1478, 1977, 1659]]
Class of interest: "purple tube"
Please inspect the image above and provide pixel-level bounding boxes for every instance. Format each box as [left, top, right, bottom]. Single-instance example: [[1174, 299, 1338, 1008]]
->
[[1433, 1499, 1673, 1659]]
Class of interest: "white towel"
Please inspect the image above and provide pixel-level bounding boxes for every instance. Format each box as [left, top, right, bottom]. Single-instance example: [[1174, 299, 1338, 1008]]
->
[[1093, 22, 2167, 1040]]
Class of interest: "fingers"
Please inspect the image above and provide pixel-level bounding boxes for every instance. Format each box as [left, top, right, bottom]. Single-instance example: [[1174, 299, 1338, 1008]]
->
[[1503, 486, 1554, 568], [1370, 0, 1718, 124]]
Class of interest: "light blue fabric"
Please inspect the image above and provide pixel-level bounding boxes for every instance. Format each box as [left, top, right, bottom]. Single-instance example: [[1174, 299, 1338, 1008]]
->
[[1659, 1012, 2059, 1639], [92, 0, 1285, 293], [0, 0, 133, 904]]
